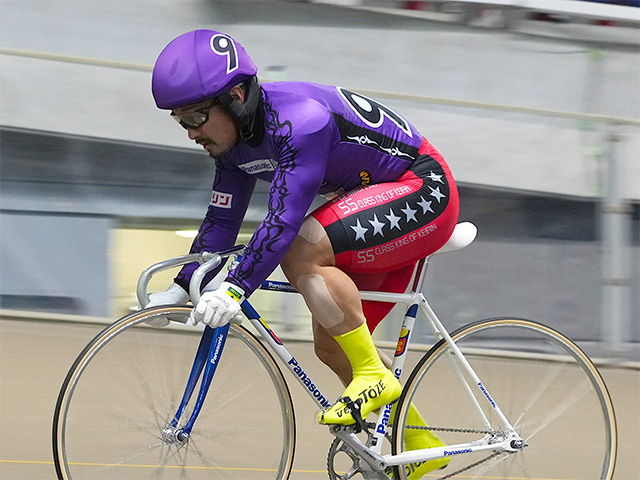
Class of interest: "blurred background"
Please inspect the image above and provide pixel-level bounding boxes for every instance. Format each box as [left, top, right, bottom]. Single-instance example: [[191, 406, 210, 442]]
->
[[1, 0, 638, 361], [1, 2, 639, 479]]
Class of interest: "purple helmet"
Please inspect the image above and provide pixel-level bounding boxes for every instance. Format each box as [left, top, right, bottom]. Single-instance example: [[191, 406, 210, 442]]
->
[[152, 30, 258, 109]]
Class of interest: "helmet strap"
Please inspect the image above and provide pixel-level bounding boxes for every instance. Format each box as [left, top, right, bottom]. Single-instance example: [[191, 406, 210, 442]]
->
[[217, 77, 264, 146]]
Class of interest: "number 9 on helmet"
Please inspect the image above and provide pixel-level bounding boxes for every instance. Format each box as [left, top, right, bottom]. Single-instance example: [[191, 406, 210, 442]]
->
[[152, 29, 257, 109]]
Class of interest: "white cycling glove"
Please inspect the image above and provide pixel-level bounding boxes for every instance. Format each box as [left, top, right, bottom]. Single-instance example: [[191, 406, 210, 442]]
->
[[145, 283, 190, 327], [189, 281, 245, 328]]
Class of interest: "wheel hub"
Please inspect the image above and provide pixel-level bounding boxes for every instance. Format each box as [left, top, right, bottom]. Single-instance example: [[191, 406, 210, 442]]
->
[[162, 426, 189, 445]]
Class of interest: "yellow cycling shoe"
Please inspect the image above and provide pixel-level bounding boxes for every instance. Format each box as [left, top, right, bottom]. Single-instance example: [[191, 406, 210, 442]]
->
[[402, 453, 449, 479], [392, 403, 450, 478], [317, 323, 402, 425], [318, 368, 402, 425], [385, 431, 449, 479]]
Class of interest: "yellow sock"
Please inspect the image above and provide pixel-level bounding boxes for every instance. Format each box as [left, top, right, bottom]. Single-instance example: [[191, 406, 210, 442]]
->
[[318, 323, 402, 425]]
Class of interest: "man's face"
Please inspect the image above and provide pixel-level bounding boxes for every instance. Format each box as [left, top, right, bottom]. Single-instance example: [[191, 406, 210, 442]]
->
[[171, 98, 239, 158]]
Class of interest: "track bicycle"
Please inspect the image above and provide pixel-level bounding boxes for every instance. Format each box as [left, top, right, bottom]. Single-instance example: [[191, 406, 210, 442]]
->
[[52, 222, 617, 479]]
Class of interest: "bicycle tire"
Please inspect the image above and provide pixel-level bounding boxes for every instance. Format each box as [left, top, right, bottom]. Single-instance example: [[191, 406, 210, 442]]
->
[[391, 317, 617, 480], [52, 307, 296, 480]]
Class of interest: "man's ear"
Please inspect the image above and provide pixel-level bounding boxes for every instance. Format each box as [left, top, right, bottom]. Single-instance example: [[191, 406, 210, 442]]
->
[[228, 85, 245, 104]]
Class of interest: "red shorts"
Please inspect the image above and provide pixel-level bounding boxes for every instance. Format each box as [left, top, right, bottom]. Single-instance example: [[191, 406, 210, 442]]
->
[[311, 138, 459, 331]]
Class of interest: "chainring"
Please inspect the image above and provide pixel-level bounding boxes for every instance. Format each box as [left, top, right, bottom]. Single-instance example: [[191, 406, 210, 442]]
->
[[327, 426, 392, 480]]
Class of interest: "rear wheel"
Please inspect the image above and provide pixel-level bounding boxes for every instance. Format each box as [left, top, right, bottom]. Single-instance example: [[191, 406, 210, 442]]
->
[[391, 318, 616, 479], [53, 307, 296, 479]]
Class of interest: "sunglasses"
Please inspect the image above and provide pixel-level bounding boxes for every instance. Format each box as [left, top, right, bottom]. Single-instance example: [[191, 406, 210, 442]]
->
[[170, 99, 219, 130]]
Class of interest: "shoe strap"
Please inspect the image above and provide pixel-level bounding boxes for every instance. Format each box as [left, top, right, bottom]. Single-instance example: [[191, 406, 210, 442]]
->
[[339, 396, 368, 432]]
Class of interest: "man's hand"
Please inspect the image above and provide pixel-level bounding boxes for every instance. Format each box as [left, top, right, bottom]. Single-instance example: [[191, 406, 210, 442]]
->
[[145, 283, 190, 327], [189, 282, 245, 328]]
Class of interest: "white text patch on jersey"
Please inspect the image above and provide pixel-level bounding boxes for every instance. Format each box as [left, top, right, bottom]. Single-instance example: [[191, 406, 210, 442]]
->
[[210, 190, 233, 208], [237, 158, 277, 174]]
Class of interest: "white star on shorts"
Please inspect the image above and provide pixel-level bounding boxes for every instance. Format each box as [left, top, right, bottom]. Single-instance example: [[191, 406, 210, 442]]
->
[[369, 214, 385, 237], [428, 171, 444, 183], [351, 218, 369, 242], [417, 196, 434, 214], [401, 202, 418, 223], [429, 186, 446, 203], [385, 208, 401, 230]]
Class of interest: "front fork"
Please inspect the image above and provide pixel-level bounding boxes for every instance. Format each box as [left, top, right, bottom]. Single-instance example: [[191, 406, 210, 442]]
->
[[163, 323, 230, 443]]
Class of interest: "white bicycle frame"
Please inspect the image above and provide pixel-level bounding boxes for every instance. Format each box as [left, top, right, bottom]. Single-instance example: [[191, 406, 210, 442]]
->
[[139, 222, 525, 473], [240, 222, 523, 472]]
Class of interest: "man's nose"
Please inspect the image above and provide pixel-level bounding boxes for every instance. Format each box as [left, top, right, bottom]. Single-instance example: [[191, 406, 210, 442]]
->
[[187, 127, 200, 140]]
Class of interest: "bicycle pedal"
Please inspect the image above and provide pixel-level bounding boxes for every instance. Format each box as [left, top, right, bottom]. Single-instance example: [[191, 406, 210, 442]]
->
[[341, 396, 368, 432]]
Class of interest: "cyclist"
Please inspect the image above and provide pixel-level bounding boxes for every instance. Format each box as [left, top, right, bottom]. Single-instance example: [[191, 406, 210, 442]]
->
[[149, 29, 459, 477]]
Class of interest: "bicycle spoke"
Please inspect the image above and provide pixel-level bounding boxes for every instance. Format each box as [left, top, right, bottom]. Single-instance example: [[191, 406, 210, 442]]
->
[[512, 358, 566, 428], [519, 377, 593, 441]]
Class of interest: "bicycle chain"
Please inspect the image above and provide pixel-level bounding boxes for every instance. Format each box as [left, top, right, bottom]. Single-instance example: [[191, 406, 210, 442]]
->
[[436, 451, 503, 480], [404, 424, 495, 435]]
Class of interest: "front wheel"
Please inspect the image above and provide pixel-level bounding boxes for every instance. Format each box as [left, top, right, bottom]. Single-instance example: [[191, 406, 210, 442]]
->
[[391, 318, 617, 479], [53, 307, 296, 479]]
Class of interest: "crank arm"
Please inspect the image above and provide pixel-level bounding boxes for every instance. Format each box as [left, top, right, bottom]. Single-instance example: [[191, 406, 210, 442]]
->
[[330, 425, 387, 472]]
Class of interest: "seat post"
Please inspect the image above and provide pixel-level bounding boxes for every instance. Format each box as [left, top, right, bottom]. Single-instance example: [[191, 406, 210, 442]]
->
[[410, 257, 430, 294]]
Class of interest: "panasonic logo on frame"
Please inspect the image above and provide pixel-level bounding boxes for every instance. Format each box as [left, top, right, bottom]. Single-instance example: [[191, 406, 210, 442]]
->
[[477, 382, 497, 408], [287, 358, 331, 408], [376, 402, 394, 434], [444, 448, 472, 456]]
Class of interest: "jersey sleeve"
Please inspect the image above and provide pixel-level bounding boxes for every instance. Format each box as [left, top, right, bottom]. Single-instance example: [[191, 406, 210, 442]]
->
[[174, 159, 257, 293], [227, 104, 334, 295]]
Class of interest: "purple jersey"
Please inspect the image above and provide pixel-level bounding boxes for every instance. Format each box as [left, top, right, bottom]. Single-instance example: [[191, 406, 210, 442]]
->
[[175, 81, 426, 296]]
